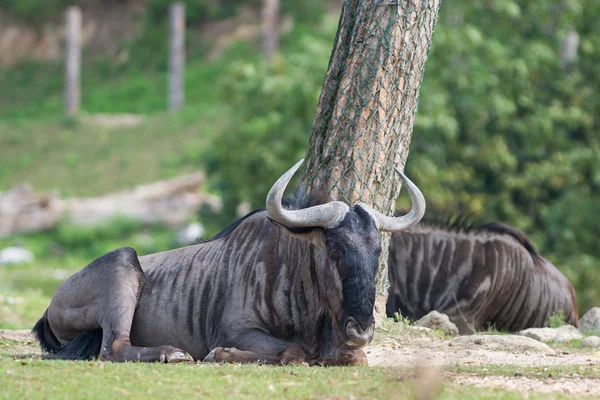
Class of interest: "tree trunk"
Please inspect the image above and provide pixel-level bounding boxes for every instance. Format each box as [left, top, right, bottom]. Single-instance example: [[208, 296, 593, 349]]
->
[[300, 0, 442, 322]]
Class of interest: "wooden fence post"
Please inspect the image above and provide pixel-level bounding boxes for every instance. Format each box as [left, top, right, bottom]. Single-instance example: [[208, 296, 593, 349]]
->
[[262, 0, 279, 60], [169, 3, 185, 111], [65, 6, 81, 118]]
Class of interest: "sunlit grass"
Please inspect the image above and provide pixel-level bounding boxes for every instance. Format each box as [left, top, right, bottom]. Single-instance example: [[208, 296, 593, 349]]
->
[[0, 337, 580, 400], [0, 110, 226, 197]]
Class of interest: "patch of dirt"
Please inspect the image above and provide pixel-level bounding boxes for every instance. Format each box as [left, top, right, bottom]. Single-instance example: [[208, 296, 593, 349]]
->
[[365, 328, 600, 396], [366, 331, 600, 368], [0, 329, 38, 357], [449, 374, 600, 397], [0, 330, 34, 342], [80, 113, 144, 129]]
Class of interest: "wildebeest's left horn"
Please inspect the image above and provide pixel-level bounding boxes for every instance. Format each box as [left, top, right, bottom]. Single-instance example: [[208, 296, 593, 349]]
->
[[266, 159, 350, 229], [358, 167, 426, 232]]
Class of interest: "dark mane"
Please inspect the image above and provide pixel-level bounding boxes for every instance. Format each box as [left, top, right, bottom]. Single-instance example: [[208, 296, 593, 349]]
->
[[282, 185, 333, 210], [476, 222, 539, 259], [197, 208, 265, 243], [400, 209, 540, 259], [418, 210, 480, 232]]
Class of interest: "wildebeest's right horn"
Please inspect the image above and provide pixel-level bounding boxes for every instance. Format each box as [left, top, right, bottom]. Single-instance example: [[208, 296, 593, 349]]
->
[[358, 168, 426, 232], [266, 159, 350, 229]]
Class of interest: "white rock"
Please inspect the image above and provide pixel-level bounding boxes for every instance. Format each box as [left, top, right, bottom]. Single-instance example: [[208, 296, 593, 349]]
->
[[519, 324, 583, 343], [415, 311, 459, 336], [410, 326, 432, 333], [0, 247, 34, 265], [175, 222, 205, 245], [578, 308, 600, 335], [581, 336, 600, 348]]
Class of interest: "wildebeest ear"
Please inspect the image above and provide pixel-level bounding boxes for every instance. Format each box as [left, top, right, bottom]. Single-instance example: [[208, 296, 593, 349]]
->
[[268, 217, 326, 249]]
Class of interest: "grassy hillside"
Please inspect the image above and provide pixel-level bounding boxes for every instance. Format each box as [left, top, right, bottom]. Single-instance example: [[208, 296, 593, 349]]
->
[[0, 14, 334, 194], [0, 110, 223, 196]]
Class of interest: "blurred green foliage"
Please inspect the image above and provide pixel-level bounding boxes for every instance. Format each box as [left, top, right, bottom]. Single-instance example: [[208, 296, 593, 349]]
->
[[204, 14, 339, 213]]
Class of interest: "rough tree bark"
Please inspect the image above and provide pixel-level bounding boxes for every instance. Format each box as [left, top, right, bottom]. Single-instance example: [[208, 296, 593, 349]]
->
[[300, 0, 442, 322]]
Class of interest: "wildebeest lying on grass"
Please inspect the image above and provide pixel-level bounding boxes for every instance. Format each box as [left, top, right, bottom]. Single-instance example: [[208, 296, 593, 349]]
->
[[386, 216, 578, 334], [33, 160, 425, 365]]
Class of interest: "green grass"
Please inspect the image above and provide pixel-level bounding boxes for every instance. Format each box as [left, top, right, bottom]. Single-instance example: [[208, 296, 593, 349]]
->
[[0, 109, 227, 196], [1, 361, 405, 400], [0, 337, 587, 400], [549, 311, 568, 329], [0, 36, 258, 120], [0, 290, 51, 331]]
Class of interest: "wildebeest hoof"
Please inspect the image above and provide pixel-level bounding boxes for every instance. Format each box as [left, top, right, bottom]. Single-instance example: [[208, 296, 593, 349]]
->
[[203, 347, 238, 363], [338, 348, 369, 366], [203, 348, 219, 362], [167, 351, 192, 363]]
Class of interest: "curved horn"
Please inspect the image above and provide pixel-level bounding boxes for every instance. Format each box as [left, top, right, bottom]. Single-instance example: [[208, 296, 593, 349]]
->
[[358, 168, 426, 232], [266, 159, 350, 229]]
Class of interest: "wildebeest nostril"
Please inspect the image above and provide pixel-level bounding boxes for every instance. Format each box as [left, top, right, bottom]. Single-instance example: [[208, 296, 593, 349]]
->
[[344, 317, 374, 346]]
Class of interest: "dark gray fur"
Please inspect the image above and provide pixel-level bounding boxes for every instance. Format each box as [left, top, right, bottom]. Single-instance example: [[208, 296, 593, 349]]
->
[[386, 219, 579, 333], [33, 195, 380, 365]]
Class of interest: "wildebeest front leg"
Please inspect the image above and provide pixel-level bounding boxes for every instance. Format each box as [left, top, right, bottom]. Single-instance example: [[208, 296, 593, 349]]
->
[[47, 248, 190, 363], [204, 330, 306, 365]]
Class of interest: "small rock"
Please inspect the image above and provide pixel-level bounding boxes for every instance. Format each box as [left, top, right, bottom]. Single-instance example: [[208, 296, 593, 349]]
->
[[175, 222, 205, 245], [0, 247, 34, 265], [415, 311, 459, 336], [555, 332, 578, 343], [579, 308, 600, 335], [410, 326, 432, 333], [581, 336, 600, 348], [519, 324, 583, 343]]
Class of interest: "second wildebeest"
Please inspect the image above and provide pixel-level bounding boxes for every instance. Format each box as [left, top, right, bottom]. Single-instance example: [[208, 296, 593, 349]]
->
[[33, 160, 425, 365], [386, 217, 578, 333]]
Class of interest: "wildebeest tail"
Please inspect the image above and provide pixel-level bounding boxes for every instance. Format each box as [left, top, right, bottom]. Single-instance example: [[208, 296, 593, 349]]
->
[[32, 310, 102, 360], [32, 310, 62, 354]]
